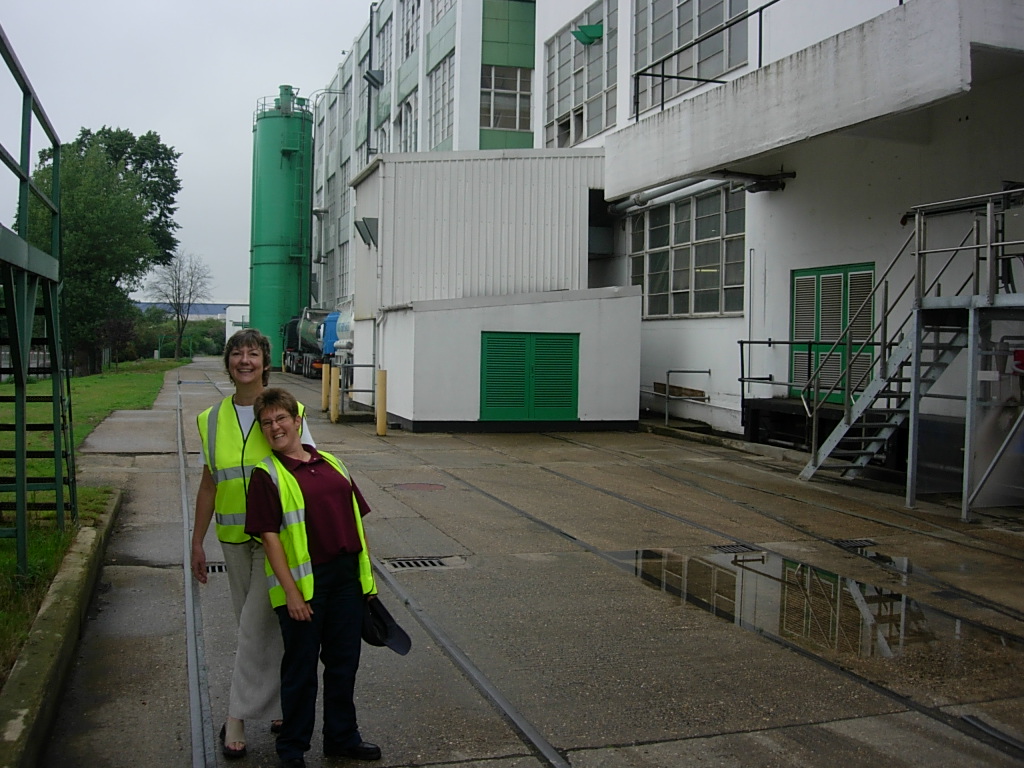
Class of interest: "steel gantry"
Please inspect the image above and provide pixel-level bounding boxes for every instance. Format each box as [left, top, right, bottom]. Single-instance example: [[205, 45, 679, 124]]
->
[[0, 23, 77, 576]]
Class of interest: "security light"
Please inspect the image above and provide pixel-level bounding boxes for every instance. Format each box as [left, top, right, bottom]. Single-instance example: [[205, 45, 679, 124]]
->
[[363, 69, 385, 89]]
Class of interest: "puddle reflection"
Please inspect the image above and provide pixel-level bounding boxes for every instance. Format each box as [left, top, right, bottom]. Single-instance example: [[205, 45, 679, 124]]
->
[[611, 548, 1023, 662]]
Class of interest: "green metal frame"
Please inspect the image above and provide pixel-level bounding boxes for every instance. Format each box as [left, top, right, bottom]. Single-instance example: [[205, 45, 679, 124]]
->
[[0, 22, 76, 576]]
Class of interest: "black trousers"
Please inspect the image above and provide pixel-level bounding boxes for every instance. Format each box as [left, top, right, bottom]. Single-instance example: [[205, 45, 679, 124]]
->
[[275, 553, 364, 760]]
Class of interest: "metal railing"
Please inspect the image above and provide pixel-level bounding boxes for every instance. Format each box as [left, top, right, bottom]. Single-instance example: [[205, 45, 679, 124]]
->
[[632, 0, 905, 120], [338, 361, 376, 414], [640, 368, 711, 426], [0, 22, 74, 578], [740, 188, 1023, 466]]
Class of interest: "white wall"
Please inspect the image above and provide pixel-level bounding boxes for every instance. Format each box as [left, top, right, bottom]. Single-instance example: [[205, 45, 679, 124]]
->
[[351, 160, 382, 322], [741, 66, 1024, 417], [625, 57, 1024, 432], [357, 287, 641, 425], [534, 0, 597, 47], [760, 0, 901, 64], [349, 318, 374, 406], [367, 150, 603, 306], [376, 308, 417, 417], [605, 0, 972, 199], [535, 0, 904, 148], [639, 315, 747, 433], [453, 0, 484, 150]]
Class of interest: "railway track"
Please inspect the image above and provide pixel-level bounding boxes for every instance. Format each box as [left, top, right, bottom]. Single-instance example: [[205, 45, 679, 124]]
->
[[246, 371, 1024, 764]]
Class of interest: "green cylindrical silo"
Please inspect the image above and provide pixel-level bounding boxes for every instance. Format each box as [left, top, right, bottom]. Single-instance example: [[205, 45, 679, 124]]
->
[[250, 84, 314, 369]]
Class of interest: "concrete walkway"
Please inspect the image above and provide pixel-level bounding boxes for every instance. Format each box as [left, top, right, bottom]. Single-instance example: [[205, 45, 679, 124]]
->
[[11, 358, 1024, 767]]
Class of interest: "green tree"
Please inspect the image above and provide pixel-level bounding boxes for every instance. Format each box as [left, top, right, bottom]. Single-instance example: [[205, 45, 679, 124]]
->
[[28, 142, 166, 373], [69, 127, 182, 263], [145, 250, 213, 359], [190, 318, 226, 356], [133, 306, 175, 360]]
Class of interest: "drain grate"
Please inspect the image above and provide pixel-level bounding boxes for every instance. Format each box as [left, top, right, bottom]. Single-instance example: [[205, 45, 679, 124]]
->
[[711, 543, 758, 554], [383, 556, 465, 572], [832, 538, 877, 550], [206, 562, 227, 574]]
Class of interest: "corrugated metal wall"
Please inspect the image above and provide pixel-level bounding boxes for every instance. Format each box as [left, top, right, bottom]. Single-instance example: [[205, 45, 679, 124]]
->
[[379, 150, 604, 306]]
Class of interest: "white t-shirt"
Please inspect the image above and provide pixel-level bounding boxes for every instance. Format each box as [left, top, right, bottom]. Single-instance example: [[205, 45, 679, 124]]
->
[[234, 403, 316, 447]]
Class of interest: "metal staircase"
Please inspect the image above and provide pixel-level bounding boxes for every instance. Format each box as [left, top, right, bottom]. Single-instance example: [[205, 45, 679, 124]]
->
[[0, 287, 78, 534], [797, 188, 1024, 521], [799, 316, 968, 480], [0, 26, 77, 576], [846, 579, 932, 658]]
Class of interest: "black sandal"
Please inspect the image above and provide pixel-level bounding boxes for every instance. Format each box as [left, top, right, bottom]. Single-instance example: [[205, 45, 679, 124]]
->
[[220, 722, 247, 759]]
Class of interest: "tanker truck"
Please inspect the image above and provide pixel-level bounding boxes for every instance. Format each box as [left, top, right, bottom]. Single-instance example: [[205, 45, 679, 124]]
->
[[281, 301, 354, 379], [282, 307, 329, 377]]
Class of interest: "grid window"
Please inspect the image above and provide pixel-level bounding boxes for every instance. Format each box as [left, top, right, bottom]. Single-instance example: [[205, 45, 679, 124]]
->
[[400, 0, 422, 60], [633, 0, 748, 115], [338, 160, 350, 247], [630, 186, 745, 317], [544, 0, 617, 148], [325, 175, 337, 248], [377, 17, 393, 85], [327, 97, 338, 145], [323, 249, 336, 305], [395, 92, 419, 152], [341, 78, 352, 130], [338, 241, 350, 299], [428, 54, 454, 148], [481, 66, 532, 131], [432, 0, 455, 24]]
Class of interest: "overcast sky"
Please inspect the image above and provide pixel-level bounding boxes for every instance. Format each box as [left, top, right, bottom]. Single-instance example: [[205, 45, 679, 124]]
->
[[0, 0, 369, 303]]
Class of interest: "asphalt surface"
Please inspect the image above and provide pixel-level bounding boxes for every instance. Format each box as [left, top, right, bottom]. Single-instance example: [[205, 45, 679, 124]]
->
[[32, 358, 1024, 767]]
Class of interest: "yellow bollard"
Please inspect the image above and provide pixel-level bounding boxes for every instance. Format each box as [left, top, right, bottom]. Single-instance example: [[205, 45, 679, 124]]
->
[[375, 369, 387, 436], [321, 361, 330, 412], [330, 364, 340, 423]]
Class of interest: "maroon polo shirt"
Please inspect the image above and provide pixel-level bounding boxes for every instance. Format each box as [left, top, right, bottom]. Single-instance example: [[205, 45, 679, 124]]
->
[[245, 447, 370, 566]]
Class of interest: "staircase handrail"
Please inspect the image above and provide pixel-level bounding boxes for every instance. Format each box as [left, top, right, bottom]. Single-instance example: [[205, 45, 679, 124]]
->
[[798, 231, 913, 419], [802, 225, 978, 415], [848, 226, 977, 394]]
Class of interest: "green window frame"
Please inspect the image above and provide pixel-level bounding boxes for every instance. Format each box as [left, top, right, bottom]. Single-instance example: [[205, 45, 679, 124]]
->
[[480, 332, 579, 421]]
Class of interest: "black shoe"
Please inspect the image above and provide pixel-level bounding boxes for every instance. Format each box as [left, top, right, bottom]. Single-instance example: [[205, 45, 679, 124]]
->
[[280, 758, 305, 768], [219, 723, 247, 760], [325, 741, 382, 761]]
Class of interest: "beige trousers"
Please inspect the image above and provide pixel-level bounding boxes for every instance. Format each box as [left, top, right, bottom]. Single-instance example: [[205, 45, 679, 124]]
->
[[221, 539, 283, 721]]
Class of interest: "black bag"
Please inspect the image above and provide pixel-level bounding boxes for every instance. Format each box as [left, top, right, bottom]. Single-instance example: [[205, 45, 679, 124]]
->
[[362, 596, 412, 655]]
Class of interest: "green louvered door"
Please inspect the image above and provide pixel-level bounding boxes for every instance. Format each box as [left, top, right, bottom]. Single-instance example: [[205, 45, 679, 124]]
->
[[480, 332, 579, 421], [790, 263, 874, 403]]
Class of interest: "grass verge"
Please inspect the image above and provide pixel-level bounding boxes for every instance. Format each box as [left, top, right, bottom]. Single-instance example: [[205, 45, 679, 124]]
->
[[0, 358, 187, 685]]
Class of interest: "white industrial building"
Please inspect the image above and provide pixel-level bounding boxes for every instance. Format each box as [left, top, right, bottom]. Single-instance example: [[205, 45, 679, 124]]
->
[[348, 149, 639, 430], [313, 0, 1024, 516]]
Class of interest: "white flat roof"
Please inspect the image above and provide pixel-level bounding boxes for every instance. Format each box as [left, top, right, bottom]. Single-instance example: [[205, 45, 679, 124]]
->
[[605, 0, 1024, 199]]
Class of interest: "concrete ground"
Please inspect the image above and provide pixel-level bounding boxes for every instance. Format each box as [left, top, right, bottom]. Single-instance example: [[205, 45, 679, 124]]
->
[[11, 357, 1024, 767]]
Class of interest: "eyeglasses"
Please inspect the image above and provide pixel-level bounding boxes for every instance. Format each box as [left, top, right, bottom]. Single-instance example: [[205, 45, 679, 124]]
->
[[259, 414, 294, 429]]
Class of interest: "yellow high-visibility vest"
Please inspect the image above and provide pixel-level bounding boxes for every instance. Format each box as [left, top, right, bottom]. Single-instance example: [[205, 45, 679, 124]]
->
[[253, 450, 376, 609], [197, 397, 306, 543]]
